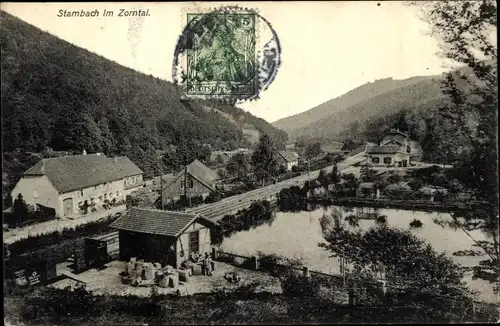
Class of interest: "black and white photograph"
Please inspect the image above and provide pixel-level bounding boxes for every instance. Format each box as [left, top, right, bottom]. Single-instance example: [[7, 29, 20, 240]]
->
[[2, 1, 498, 324]]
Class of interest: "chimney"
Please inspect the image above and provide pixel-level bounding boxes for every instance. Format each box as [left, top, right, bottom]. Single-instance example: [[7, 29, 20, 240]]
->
[[82, 149, 87, 155]]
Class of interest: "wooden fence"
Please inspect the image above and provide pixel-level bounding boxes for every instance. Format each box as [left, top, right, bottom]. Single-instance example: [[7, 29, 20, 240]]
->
[[213, 248, 346, 285]]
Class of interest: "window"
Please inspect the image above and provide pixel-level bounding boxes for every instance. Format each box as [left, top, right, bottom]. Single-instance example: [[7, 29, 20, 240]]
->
[[181, 180, 185, 188], [98, 196, 103, 202], [189, 231, 199, 254], [80, 190, 84, 197], [116, 191, 120, 197], [372, 157, 380, 164], [406, 146, 411, 153], [384, 157, 392, 164], [188, 178, 194, 189]]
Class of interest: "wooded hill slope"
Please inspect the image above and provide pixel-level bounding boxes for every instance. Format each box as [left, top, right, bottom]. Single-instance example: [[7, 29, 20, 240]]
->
[[0, 11, 287, 190], [272, 75, 436, 135]]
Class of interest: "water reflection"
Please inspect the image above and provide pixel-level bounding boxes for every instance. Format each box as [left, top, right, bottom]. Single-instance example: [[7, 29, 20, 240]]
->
[[220, 205, 496, 302]]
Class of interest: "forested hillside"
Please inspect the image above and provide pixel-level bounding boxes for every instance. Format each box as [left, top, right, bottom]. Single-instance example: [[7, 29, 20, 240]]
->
[[272, 76, 436, 135], [0, 11, 287, 193]]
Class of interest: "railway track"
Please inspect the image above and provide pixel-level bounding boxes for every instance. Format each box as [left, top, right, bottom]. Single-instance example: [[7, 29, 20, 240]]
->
[[186, 154, 366, 221]]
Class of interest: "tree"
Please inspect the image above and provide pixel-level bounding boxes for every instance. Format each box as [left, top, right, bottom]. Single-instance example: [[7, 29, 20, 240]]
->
[[13, 193, 29, 228], [317, 169, 329, 191], [215, 154, 225, 165], [328, 162, 341, 185], [407, 179, 424, 192], [319, 210, 471, 300], [411, 0, 499, 291], [251, 134, 278, 186], [304, 142, 322, 159], [360, 165, 378, 183], [226, 153, 249, 179]]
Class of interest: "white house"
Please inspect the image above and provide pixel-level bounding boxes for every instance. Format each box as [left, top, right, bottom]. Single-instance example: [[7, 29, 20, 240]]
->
[[11, 153, 143, 217], [276, 151, 299, 171], [365, 129, 412, 167]]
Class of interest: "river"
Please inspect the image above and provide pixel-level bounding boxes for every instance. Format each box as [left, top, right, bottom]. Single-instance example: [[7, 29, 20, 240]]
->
[[221, 205, 497, 303]]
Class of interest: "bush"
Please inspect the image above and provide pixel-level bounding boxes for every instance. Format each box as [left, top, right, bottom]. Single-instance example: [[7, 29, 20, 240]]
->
[[204, 191, 222, 204], [282, 275, 321, 298], [278, 186, 308, 211]]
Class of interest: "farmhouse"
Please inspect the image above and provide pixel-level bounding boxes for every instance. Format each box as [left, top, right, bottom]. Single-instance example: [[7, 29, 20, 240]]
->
[[11, 153, 143, 218], [160, 160, 220, 203], [276, 151, 299, 171], [365, 129, 412, 167], [110, 207, 215, 268]]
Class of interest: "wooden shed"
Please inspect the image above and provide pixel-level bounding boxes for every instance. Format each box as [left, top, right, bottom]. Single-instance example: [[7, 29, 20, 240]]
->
[[110, 207, 215, 268]]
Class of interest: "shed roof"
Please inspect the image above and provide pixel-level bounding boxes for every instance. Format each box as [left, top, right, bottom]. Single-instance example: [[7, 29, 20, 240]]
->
[[278, 151, 299, 162], [187, 159, 219, 184], [110, 207, 214, 237], [163, 160, 219, 192], [320, 142, 345, 153], [23, 154, 143, 193], [386, 182, 412, 191], [359, 182, 376, 189]]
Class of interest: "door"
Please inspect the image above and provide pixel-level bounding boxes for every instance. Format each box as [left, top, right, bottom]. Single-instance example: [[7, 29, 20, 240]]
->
[[63, 198, 73, 216], [189, 230, 200, 255]]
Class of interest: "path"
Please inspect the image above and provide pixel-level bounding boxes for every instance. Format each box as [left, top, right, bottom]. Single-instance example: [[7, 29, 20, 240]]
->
[[4, 205, 126, 245]]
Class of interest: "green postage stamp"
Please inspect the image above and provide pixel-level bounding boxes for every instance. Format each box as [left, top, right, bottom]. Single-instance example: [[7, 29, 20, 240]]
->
[[186, 12, 256, 96], [173, 6, 281, 102]]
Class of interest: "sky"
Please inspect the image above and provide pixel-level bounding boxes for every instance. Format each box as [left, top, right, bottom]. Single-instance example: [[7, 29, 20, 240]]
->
[[2, 1, 452, 123]]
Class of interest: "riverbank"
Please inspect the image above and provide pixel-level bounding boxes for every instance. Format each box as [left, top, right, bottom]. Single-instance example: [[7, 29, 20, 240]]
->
[[310, 196, 489, 213]]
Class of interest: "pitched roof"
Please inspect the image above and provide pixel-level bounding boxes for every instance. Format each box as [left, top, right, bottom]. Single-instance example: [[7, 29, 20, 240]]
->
[[163, 160, 219, 193], [366, 145, 403, 154], [23, 154, 143, 193], [321, 142, 345, 153], [110, 207, 214, 237], [384, 129, 409, 138], [386, 182, 412, 191], [188, 159, 219, 184], [278, 151, 299, 162]]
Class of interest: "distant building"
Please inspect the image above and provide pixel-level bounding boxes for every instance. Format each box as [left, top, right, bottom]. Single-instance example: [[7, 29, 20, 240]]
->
[[110, 207, 215, 268], [365, 129, 412, 167], [160, 159, 220, 203], [285, 143, 296, 151], [320, 142, 350, 156], [210, 148, 253, 164], [276, 151, 299, 171], [11, 153, 143, 217]]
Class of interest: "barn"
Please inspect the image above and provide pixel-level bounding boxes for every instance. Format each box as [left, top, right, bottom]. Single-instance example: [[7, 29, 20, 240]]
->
[[110, 207, 215, 268]]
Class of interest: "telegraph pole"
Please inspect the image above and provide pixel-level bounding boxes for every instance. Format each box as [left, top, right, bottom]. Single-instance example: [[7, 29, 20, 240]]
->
[[160, 167, 164, 210], [183, 154, 191, 208]]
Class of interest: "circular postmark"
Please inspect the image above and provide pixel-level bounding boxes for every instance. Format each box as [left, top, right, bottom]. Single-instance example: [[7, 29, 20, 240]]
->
[[172, 6, 281, 104]]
